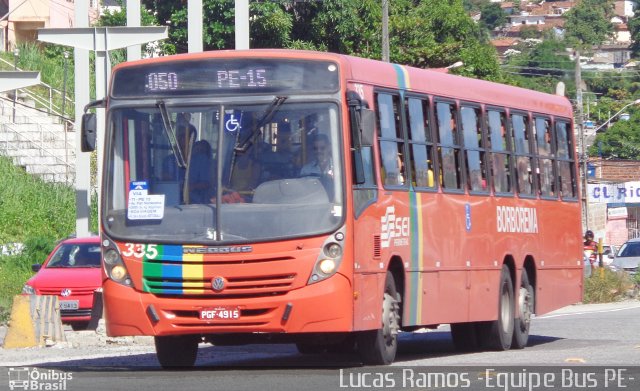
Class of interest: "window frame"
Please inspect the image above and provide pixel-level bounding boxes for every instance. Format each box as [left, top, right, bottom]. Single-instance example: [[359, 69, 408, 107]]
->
[[433, 98, 465, 193], [460, 102, 490, 195], [375, 90, 409, 190], [405, 93, 438, 192], [532, 114, 558, 200], [509, 110, 537, 198]]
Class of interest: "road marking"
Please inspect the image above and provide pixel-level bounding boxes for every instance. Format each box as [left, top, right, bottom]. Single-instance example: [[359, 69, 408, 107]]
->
[[565, 358, 586, 363], [537, 304, 640, 319]]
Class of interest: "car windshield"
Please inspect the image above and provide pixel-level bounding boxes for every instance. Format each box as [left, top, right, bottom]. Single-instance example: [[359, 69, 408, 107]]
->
[[103, 101, 343, 243], [616, 242, 640, 258], [46, 243, 102, 268]]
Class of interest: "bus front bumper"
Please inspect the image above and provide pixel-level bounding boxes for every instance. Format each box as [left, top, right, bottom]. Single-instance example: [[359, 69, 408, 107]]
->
[[103, 273, 353, 337]]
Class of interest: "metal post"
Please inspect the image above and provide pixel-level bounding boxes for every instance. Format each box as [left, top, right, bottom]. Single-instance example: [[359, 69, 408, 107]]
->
[[62, 51, 69, 184], [576, 49, 588, 231], [382, 0, 389, 62], [61, 51, 68, 119], [190, 0, 204, 52], [235, 0, 249, 50], [12, 47, 19, 122]]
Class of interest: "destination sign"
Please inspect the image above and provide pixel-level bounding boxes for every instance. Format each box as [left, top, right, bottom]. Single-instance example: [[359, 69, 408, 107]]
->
[[111, 58, 340, 98]]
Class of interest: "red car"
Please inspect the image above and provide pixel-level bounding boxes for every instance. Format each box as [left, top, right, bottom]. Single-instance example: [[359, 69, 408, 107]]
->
[[22, 236, 102, 330]]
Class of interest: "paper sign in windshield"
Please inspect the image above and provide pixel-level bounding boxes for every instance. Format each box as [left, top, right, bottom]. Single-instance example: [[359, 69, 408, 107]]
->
[[128, 187, 165, 220]]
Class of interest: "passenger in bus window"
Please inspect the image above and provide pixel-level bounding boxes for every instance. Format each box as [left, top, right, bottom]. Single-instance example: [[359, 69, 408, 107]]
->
[[300, 133, 333, 178], [188, 140, 214, 204]]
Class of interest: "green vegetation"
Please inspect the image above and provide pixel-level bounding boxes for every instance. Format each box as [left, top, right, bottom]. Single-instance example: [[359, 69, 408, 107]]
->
[[583, 268, 636, 303], [0, 42, 75, 119], [0, 156, 76, 322]]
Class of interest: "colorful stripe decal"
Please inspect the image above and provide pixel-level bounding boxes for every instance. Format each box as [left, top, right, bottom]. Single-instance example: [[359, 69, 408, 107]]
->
[[392, 64, 411, 90], [141, 245, 205, 295], [409, 192, 424, 325]]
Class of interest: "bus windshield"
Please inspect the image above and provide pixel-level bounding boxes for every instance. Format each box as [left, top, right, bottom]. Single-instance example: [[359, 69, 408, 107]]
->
[[103, 101, 343, 244]]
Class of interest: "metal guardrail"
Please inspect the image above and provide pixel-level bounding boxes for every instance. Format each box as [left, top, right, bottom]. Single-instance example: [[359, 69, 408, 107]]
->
[[0, 98, 75, 185], [0, 56, 74, 120]]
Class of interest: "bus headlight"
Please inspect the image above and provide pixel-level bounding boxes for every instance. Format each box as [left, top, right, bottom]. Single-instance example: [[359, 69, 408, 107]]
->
[[102, 243, 132, 287], [319, 259, 337, 274], [308, 228, 346, 285], [110, 265, 128, 282]]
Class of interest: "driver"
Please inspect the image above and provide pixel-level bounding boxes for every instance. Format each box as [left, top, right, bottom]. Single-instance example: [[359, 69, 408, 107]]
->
[[300, 133, 333, 177]]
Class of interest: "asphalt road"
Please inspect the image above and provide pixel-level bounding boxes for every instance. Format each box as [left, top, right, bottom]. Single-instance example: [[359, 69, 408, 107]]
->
[[2, 301, 640, 391]]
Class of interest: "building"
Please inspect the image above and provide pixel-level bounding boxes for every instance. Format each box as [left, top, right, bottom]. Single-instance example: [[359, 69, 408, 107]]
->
[[0, 0, 101, 51]]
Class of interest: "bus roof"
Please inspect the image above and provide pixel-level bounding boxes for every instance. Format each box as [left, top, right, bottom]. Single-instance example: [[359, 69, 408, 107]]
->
[[112, 49, 573, 118]]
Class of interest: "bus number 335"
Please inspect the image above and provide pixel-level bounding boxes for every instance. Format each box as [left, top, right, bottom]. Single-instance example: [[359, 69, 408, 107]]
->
[[122, 243, 158, 259]]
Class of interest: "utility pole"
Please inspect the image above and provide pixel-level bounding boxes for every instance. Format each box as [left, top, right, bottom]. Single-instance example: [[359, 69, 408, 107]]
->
[[382, 0, 389, 62], [576, 49, 588, 231]]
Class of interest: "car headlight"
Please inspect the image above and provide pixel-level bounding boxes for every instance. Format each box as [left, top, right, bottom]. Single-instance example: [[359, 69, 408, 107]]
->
[[22, 284, 36, 295]]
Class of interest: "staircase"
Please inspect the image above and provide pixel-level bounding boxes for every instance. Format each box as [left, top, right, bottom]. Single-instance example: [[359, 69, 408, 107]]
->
[[0, 95, 75, 185]]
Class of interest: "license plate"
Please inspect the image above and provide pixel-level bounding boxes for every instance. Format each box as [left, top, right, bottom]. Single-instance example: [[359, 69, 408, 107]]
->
[[199, 306, 240, 320], [59, 300, 79, 310]]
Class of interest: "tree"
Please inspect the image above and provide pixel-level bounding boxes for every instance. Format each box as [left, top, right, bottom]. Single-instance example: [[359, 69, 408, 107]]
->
[[564, 0, 614, 48], [138, 0, 502, 80], [629, 8, 640, 58], [479, 2, 506, 31], [589, 110, 640, 159]]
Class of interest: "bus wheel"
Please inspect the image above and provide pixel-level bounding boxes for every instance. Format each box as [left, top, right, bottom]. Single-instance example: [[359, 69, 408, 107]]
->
[[357, 272, 401, 365], [480, 265, 514, 350], [154, 335, 199, 368], [450, 322, 481, 352], [512, 269, 534, 349]]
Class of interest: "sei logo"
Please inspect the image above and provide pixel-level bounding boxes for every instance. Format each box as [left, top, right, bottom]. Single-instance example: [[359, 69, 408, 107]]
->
[[380, 206, 410, 248]]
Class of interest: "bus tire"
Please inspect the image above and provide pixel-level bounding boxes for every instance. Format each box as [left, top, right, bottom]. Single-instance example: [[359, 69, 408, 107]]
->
[[480, 265, 514, 350], [512, 269, 534, 349], [357, 272, 401, 365], [154, 335, 199, 368], [450, 322, 481, 352]]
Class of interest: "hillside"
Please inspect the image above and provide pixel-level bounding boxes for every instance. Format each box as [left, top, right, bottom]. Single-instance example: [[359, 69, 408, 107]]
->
[[0, 155, 76, 321]]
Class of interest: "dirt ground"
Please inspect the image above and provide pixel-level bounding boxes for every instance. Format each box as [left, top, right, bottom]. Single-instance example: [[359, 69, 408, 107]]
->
[[0, 320, 156, 366]]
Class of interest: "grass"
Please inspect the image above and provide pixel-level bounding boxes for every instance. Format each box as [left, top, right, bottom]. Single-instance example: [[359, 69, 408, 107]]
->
[[0, 156, 76, 323], [583, 268, 636, 304], [0, 42, 76, 119]]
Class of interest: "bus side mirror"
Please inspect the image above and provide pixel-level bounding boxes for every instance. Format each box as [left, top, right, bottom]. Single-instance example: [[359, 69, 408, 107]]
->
[[81, 113, 97, 152]]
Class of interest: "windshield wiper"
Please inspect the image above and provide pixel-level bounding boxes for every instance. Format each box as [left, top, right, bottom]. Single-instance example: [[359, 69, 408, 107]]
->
[[234, 96, 288, 153], [157, 100, 187, 168]]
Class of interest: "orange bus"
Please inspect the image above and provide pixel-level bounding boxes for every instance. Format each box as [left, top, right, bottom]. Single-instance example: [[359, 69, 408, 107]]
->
[[81, 49, 583, 367]]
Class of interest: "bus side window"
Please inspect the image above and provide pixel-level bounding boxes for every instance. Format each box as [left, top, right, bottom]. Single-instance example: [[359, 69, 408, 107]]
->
[[487, 110, 512, 194], [435, 101, 462, 190], [533, 116, 556, 198], [376, 93, 406, 188], [511, 113, 534, 196], [461, 105, 487, 192], [555, 120, 577, 198], [406, 97, 436, 189]]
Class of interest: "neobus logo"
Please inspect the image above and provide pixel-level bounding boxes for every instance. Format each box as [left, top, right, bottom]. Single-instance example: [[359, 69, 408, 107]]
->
[[381, 206, 410, 248], [496, 206, 539, 234], [183, 246, 253, 254]]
